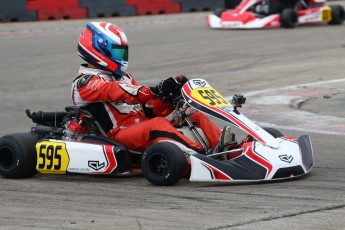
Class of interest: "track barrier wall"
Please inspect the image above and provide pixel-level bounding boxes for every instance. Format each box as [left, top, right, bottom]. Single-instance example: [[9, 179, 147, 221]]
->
[[0, 0, 36, 22], [27, 0, 87, 20], [0, 0, 225, 22]]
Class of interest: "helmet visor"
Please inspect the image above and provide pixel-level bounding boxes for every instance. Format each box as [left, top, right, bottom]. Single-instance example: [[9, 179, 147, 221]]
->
[[110, 44, 128, 62], [94, 33, 128, 62]]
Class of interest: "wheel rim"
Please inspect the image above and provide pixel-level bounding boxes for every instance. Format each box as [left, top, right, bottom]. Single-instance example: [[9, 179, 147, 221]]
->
[[148, 152, 168, 176], [0, 146, 15, 169]]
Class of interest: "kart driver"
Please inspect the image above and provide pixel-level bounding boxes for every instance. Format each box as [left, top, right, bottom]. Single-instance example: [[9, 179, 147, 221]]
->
[[258, 0, 302, 15], [71, 22, 234, 155]]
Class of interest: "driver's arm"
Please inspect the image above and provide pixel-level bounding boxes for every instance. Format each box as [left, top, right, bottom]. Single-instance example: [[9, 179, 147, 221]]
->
[[74, 74, 156, 104], [142, 99, 173, 118]]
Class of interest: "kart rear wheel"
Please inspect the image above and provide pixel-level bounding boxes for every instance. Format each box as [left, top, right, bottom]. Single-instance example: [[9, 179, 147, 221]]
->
[[280, 9, 298, 28], [263, 127, 283, 138], [141, 142, 187, 186], [0, 133, 38, 179], [328, 5, 345, 25]]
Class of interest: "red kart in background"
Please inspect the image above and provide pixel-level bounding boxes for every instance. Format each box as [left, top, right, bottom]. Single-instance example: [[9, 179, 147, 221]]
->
[[208, 0, 345, 28]]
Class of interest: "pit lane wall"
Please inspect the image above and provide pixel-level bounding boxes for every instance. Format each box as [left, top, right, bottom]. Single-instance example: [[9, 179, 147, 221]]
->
[[0, 0, 224, 22]]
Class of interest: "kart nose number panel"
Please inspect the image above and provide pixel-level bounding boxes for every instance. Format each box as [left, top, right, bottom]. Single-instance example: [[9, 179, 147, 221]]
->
[[191, 87, 231, 107]]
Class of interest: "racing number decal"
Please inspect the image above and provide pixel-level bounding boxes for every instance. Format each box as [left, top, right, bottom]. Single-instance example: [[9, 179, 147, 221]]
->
[[322, 7, 331, 22], [36, 141, 69, 174], [191, 87, 230, 107]]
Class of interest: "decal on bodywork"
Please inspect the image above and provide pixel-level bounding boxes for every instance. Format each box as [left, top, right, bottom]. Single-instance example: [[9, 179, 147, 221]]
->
[[191, 87, 231, 107], [88, 161, 106, 171], [201, 161, 232, 180], [245, 143, 272, 177], [279, 154, 294, 163], [65, 142, 117, 174]]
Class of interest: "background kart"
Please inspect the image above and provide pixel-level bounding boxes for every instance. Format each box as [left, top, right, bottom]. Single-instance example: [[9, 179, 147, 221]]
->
[[208, 0, 345, 29], [0, 79, 313, 186]]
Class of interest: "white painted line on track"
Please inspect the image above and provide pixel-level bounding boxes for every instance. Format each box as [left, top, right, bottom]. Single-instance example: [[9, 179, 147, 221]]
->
[[254, 121, 345, 136], [225, 78, 345, 136], [242, 78, 345, 97]]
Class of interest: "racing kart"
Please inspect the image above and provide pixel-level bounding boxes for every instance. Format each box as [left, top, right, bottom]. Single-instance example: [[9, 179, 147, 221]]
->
[[0, 79, 313, 186], [207, 0, 345, 29]]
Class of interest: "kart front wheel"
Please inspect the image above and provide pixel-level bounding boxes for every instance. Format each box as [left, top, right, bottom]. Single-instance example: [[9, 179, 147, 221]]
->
[[280, 9, 298, 28], [141, 142, 187, 186], [328, 5, 345, 25], [0, 133, 38, 179]]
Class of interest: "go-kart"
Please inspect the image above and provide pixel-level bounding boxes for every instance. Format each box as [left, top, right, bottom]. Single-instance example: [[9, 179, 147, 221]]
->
[[207, 0, 345, 29], [0, 79, 313, 186]]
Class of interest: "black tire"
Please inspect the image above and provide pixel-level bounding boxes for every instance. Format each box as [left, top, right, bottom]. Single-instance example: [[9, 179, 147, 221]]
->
[[328, 5, 345, 25], [0, 133, 38, 179], [141, 142, 187, 186], [280, 8, 298, 28], [213, 8, 226, 18], [263, 127, 284, 138]]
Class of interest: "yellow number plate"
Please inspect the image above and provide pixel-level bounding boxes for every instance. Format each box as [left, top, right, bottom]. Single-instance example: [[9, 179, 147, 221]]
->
[[322, 7, 331, 22], [36, 141, 69, 174], [190, 87, 231, 107]]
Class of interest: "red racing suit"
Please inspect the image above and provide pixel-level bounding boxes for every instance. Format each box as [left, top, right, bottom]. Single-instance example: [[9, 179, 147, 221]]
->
[[71, 65, 221, 154]]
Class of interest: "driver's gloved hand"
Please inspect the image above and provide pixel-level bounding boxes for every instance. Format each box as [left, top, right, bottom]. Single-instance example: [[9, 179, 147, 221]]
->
[[150, 75, 188, 99], [175, 75, 188, 85]]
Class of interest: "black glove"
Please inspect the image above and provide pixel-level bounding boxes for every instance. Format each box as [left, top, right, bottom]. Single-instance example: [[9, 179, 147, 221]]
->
[[175, 75, 188, 85], [150, 75, 188, 99]]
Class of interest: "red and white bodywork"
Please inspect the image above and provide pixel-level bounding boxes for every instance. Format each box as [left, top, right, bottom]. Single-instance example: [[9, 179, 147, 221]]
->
[[181, 79, 313, 182], [189, 136, 312, 182], [35, 139, 127, 175]]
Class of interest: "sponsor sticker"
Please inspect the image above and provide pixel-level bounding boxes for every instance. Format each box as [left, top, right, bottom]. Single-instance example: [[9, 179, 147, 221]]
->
[[279, 154, 294, 163]]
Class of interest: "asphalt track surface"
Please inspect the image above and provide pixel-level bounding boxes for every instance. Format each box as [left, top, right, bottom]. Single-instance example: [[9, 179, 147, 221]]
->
[[1, 7, 345, 230]]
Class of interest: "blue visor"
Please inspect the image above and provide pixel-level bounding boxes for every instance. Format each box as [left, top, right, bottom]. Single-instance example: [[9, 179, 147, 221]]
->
[[93, 33, 128, 62]]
